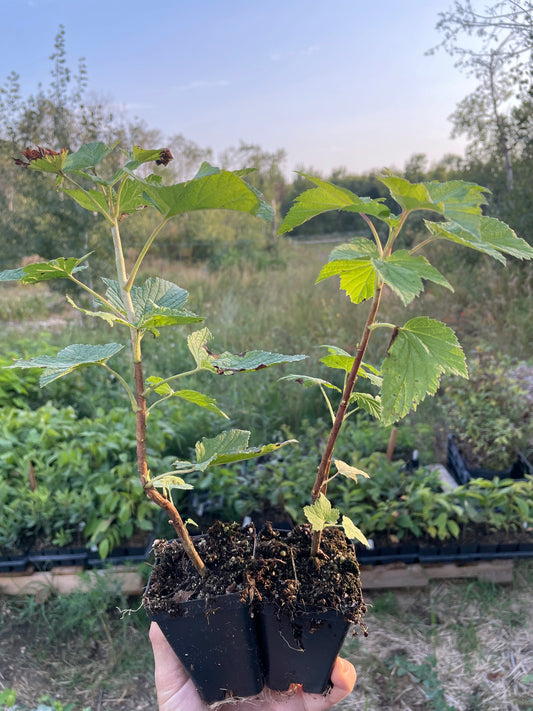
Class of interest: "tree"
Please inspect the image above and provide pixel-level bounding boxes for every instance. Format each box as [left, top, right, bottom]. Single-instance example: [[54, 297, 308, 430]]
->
[[430, 1, 533, 192]]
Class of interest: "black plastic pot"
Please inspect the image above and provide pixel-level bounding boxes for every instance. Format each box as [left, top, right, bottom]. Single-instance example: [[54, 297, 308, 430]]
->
[[148, 593, 264, 704], [447, 435, 533, 485], [258, 602, 351, 693]]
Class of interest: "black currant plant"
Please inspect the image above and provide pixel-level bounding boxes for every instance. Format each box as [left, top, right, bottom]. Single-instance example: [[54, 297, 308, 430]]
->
[[1, 142, 306, 575], [279, 173, 533, 556]]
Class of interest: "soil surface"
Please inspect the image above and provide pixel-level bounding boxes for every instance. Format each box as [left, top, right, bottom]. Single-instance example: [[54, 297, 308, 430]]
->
[[143, 521, 367, 631]]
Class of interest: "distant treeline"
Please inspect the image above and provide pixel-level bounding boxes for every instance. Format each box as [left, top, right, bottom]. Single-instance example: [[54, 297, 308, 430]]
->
[[2, 25, 532, 276]]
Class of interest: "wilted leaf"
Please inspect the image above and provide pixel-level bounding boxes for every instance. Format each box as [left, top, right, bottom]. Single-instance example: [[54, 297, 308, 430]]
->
[[341, 515, 370, 547], [334, 459, 370, 483], [151, 473, 194, 491]]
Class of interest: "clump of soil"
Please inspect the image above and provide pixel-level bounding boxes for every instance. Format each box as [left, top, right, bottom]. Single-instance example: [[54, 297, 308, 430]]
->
[[251, 523, 367, 630], [143, 521, 256, 615], [143, 520, 367, 632]]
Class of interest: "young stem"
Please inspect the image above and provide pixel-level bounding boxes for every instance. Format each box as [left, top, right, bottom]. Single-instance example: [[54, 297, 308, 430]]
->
[[310, 282, 383, 555], [134, 361, 207, 577], [110, 219, 207, 577]]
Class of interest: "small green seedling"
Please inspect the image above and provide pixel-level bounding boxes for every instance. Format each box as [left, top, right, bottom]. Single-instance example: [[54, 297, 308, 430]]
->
[[279, 172, 533, 555]]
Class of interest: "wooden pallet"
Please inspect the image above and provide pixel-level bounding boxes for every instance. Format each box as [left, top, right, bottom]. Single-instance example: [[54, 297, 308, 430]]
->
[[0, 565, 145, 596], [0, 559, 514, 597], [360, 559, 514, 589]]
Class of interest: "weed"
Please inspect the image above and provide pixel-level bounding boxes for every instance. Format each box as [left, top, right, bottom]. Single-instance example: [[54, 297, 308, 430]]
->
[[387, 653, 455, 711]]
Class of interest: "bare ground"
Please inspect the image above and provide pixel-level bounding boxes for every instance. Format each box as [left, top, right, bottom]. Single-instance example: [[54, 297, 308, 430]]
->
[[1, 561, 533, 710]]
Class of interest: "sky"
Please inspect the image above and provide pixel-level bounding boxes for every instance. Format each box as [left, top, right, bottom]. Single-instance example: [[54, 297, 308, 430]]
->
[[0, 0, 474, 177]]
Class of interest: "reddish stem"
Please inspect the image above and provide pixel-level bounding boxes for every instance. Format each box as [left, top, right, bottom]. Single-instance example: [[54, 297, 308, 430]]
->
[[134, 361, 207, 577], [310, 284, 383, 555]]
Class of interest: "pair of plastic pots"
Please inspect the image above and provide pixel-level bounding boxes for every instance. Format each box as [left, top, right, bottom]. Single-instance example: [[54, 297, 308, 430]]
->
[[148, 595, 351, 704]]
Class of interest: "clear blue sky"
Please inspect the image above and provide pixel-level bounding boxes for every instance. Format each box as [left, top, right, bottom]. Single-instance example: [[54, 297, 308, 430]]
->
[[0, 0, 472, 176]]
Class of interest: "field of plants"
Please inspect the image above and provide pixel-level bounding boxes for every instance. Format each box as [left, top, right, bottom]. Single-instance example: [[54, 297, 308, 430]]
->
[[1, 241, 532, 710]]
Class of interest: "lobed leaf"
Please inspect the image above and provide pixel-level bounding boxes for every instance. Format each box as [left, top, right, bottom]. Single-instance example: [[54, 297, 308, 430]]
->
[[341, 515, 370, 547], [279, 174, 390, 234], [103, 278, 203, 330], [9, 343, 124, 387], [349, 392, 382, 418], [142, 169, 271, 220], [279, 374, 341, 391], [439, 215, 533, 263], [145, 378, 228, 418], [187, 327, 306, 374], [173, 429, 297, 472], [63, 142, 114, 172], [0, 255, 89, 284], [303, 493, 340, 532], [334, 459, 370, 483], [381, 317, 467, 424], [373, 251, 453, 305], [379, 175, 488, 237]]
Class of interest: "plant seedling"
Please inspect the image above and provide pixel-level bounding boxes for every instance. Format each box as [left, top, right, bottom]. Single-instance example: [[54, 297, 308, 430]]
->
[[1, 142, 306, 575], [279, 172, 533, 555]]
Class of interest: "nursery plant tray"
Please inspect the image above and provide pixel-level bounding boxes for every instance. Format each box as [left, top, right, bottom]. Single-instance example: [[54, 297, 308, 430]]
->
[[28, 547, 88, 571], [356, 539, 533, 566], [0, 553, 28, 574]]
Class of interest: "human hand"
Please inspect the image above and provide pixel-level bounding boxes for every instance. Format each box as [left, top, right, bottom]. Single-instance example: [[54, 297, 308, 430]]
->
[[150, 621, 356, 711]]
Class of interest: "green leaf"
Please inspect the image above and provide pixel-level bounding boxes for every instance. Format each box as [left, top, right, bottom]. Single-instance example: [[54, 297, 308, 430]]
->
[[477, 216, 533, 261], [25, 149, 68, 174], [62, 187, 109, 217], [186, 327, 306, 374], [379, 175, 488, 237], [9, 343, 124, 386], [98, 538, 110, 560], [381, 317, 467, 424], [373, 251, 453, 305], [117, 176, 153, 214], [317, 259, 376, 304], [316, 239, 380, 303], [131, 146, 170, 165], [65, 295, 130, 327], [424, 220, 507, 263], [303, 493, 340, 532], [319, 346, 382, 386], [341, 515, 370, 547], [425, 180, 489, 237], [151, 473, 194, 491], [334, 459, 370, 483], [103, 278, 203, 330], [145, 379, 228, 418], [349, 392, 382, 418], [279, 374, 341, 391], [63, 142, 114, 172], [279, 174, 390, 234], [0, 266, 26, 281], [0, 255, 89, 284], [193, 161, 222, 179], [142, 169, 270, 220], [173, 429, 297, 472]]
